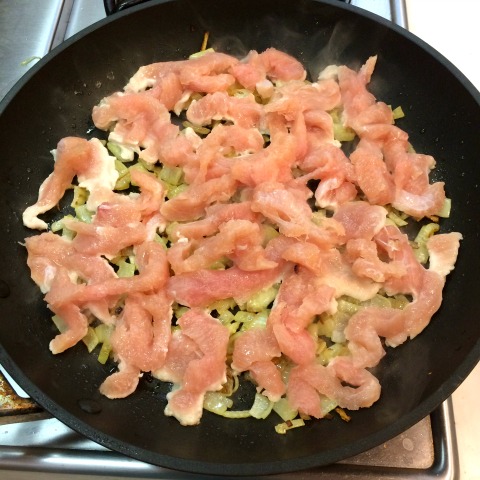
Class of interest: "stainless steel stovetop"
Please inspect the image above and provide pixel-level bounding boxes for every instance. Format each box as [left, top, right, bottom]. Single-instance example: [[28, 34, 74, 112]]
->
[[0, 0, 463, 479]]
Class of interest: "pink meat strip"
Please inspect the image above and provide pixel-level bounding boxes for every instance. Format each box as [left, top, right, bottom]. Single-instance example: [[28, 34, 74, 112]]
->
[[350, 138, 396, 206], [337, 55, 381, 133], [296, 142, 358, 210], [38, 241, 168, 354], [93, 92, 179, 164], [170, 201, 261, 240], [333, 201, 387, 240], [230, 48, 306, 91], [313, 247, 381, 301], [23, 137, 117, 230], [62, 170, 165, 257], [145, 71, 184, 111], [374, 225, 425, 296], [25, 232, 116, 293], [287, 359, 381, 418], [160, 174, 238, 221], [265, 78, 341, 118], [100, 289, 173, 400], [262, 79, 342, 162], [385, 139, 446, 219], [98, 360, 142, 400], [46, 241, 169, 308], [113, 291, 173, 372], [182, 124, 265, 185], [125, 59, 188, 93], [153, 329, 201, 385], [63, 206, 147, 257], [340, 57, 446, 218], [268, 267, 336, 365], [345, 238, 407, 284], [25, 232, 118, 352], [47, 280, 91, 355], [163, 309, 230, 425], [251, 181, 346, 248], [272, 236, 326, 274], [230, 113, 298, 187], [344, 229, 461, 370], [167, 219, 276, 274], [231, 327, 285, 402], [179, 51, 240, 93], [186, 91, 264, 129], [167, 262, 287, 308], [427, 232, 462, 277]]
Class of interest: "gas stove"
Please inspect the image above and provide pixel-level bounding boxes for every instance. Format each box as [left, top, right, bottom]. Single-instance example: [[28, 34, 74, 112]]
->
[[0, 1, 478, 479]]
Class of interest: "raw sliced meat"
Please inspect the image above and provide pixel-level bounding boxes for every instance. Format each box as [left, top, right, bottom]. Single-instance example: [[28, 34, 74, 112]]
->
[[23, 137, 118, 229], [99, 360, 141, 399], [164, 308, 229, 425], [231, 48, 306, 91], [168, 262, 286, 308]]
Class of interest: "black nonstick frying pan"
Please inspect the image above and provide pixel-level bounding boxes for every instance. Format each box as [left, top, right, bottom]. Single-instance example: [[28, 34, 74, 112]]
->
[[0, 0, 479, 476]]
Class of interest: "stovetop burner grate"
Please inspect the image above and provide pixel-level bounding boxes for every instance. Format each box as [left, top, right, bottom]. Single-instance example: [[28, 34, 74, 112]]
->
[[0, 369, 459, 479]]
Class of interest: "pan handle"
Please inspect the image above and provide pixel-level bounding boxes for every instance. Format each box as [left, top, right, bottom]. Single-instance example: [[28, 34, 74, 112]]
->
[[104, 0, 150, 15], [104, 0, 354, 16], [390, 0, 409, 29]]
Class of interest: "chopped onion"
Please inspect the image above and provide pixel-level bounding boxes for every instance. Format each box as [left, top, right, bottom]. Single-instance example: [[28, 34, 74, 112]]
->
[[249, 393, 273, 419], [272, 398, 297, 422], [275, 418, 305, 434], [203, 392, 233, 415]]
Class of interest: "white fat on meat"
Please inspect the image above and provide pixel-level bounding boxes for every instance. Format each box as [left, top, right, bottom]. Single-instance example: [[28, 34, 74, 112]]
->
[[23, 138, 118, 230], [162, 309, 229, 426], [427, 232, 462, 277]]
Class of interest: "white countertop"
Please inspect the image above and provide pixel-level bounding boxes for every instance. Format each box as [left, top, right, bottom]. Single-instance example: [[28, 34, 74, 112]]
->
[[406, 0, 480, 90], [406, 2, 480, 479]]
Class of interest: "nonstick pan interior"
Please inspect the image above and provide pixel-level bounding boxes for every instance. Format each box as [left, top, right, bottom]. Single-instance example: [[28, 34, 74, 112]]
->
[[0, 0, 479, 475]]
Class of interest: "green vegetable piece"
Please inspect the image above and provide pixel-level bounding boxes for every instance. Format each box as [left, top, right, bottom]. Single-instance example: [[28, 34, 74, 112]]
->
[[52, 314, 67, 333], [249, 393, 274, 419], [114, 159, 131, 190], [82, 327, 99, 353], [272, 398, 298, 422], [167, 183, 189, 199], [116, 258, 136, 278], [203, 391, 233, 415], [74, 204, 93, 223], [413, 222, 440, 264], [436, 198, 451, 218], [333, 123, 356, 142], [275, 418, 305, 434], [160, 165, 184, 186], [71, 186, 88, 208], [244, 285, 278, 313], [189, 47, 215, 59], [392, 105, 405, 120], [97, 341, 112, 365]]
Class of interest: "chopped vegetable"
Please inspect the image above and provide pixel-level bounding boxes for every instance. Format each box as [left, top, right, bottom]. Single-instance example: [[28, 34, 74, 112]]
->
[[392, 105, 405, 120], [335, 407, 351, 422], [249, 393, 274, 419], [413, 223, 440, 264], [272, 398, 298, 422], [275, 418, 305, 434]]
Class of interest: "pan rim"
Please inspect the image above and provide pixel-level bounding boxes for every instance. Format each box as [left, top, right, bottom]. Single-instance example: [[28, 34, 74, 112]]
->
[[1, 0, 479, 116], [1, 340, 479, 476], [0, 0, 479, 475]]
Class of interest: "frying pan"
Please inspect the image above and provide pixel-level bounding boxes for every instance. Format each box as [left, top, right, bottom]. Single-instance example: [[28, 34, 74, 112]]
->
[[0, 0, 479, 476]]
